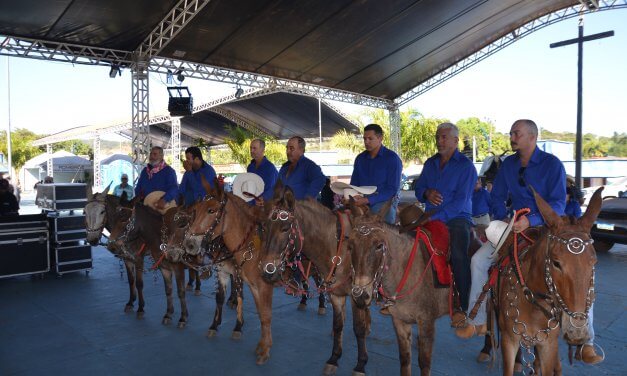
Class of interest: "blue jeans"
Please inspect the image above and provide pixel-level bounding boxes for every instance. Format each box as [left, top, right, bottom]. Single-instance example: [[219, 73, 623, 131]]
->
[[371, 201, 397, 225], [447, 217, 472, 311]]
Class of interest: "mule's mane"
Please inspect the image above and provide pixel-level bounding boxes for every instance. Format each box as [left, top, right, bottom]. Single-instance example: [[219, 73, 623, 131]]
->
[[225, 192, 257, 223]]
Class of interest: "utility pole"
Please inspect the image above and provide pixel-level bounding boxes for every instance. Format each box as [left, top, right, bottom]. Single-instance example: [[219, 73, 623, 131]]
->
[[6, 56, 12, 177], [550, 16, 613, 189]]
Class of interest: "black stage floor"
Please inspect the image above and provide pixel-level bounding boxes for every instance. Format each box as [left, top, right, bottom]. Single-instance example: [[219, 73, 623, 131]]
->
[[1, 245, 625, 375]]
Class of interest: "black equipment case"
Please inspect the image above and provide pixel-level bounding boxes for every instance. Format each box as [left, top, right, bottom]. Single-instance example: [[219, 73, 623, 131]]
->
[[36, 183, 87, 211], [48, 212, 92, 275], [0, 214, 50, 279]]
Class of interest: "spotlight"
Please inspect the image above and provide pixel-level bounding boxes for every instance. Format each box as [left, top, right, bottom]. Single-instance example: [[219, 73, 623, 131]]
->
[[175, 69, 185, 82], [109, 64, 121, 78], [234, 86, 244, 99]]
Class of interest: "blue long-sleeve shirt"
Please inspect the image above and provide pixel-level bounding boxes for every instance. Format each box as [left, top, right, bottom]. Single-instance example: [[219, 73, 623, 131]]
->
[[278, 156, 325, 200], [472, 188, 491, 217], [179, 161, 216, 206], [490, 147, 566, 227], [134, 164, 178, 202], [350, 145, 402, 206], [414, 149, 477, 223], [564, 197, 582, 218], [247, 156, 278, 201]]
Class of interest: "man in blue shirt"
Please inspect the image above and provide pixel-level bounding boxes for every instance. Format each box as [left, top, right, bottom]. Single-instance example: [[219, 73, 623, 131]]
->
[[179, 146, 217, 206], [414, 122, 477, 313], [134, 146, 178, 209], [350, 123, 402, 224], [247, 139, 278, 206], [113, 174, 134, 200], [278, 136, 325, 200], [471, 178, 491, 227]]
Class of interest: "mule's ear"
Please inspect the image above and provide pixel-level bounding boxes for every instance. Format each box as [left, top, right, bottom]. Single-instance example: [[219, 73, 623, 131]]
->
[[200, 174, 213, 195], [103, 182, 112, 195], [120, 191, 128, 204], [531, 185, 562, 229], [579, 187, 604, 231], [273, 180, 284, 200], [86, 185, 93, 201], [283, 186, 296, 211], [347, 197, 367, 217]]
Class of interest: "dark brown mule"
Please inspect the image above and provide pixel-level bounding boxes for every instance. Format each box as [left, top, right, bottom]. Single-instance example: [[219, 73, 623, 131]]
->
[[180, 180, 275, 365], [259, 183, 370, 376], [496, 187, 603, 375], [111, 202, 190, 328], [164, 200, 245, 339], [347, 204, 449, 376], [84, 188, 144, 313]]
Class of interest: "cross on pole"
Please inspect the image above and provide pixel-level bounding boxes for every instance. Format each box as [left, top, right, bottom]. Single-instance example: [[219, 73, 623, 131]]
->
[[550, 18, 614, 190]]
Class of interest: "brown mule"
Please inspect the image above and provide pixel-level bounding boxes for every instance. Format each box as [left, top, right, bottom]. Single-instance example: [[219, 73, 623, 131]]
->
[[496, 187, 604, 375]]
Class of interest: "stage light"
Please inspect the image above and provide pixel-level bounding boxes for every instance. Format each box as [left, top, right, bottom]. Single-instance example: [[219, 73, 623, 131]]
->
[[234, 86, 244, 98], [175, 69, 185, 82], [109, 64, 121, 78]]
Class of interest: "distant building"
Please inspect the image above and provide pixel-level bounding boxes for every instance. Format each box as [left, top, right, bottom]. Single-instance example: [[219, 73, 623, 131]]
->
[[537, 139, 573, 161]]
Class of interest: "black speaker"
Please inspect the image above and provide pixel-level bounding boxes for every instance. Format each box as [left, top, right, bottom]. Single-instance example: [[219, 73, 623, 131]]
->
[[167, 86, 193, 116]]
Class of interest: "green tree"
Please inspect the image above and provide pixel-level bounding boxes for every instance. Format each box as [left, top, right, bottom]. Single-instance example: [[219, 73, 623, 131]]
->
[[222, 125, 286, 168], [51, 140, 94, 160], [456, 117, 510, 160], [0, 128, 41, 172]]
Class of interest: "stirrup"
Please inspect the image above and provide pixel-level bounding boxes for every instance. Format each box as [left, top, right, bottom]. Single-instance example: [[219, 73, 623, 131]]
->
[[451, 311, 468, 329]]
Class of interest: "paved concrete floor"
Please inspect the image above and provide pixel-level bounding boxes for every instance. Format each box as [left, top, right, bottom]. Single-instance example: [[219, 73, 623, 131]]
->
[[1, 244, 625, 376]]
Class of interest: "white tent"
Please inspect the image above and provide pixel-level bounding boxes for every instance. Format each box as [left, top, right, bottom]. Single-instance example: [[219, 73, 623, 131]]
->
[[21, 151, 93, 191]]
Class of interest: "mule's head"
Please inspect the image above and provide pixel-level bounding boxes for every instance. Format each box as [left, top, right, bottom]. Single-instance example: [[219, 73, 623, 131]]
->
[[346, 202, 384, 309], [260, 180, 298, 283], [164, 204, 194, 263], [183, 176, 225, 256], [106, 199, 141, 256], [84, 183, 112, 245], [534, 186, 603, 345]]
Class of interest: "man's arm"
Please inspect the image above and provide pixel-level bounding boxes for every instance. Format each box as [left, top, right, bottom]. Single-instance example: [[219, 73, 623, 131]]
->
[[368, 154, 402, 206], [163, 168, 179, 202], [305, 161, 326, 199], [349, 155, 361, 187], [430, 162, 477, 222], [414, 161, 431, 203], [527, 160, 566, 227]]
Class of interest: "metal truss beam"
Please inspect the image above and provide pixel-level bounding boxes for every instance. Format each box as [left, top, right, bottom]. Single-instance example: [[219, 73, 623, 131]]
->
[[0, 35, 132, 66], [138, 0, 212, 58], [46, 144, 53, 178], [394, 0, 627, 106], [207, 107, 274, 139], [388, 106, 401, 155], [147, 58, 392, 109], [93, 136, 102, 188], [131, 56, 151, 181], [170, 117, 182, 172]]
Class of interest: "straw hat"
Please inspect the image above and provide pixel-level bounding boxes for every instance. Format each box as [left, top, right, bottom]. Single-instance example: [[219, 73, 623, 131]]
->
[[232, 173, 265, 202], [144, 191, 177, 215], [331, 182, 377, 200], [485, 220, 513, 250]]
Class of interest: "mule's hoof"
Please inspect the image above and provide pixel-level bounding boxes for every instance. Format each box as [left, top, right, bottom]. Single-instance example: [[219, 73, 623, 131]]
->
[[185, 284, 193, 291], [177, 321, 187, 329], [228, 301, 237, 310], [318, 307, 326, 315], [256, 353, 270, 365], [207, 329, 218, 338], [232, 331, 242, 340], [352, 371, 365, 376], [124, 305, 133, 313], [514, 362, 523, 373], [477, 351, 490, 363], [136, 311, 145, 319], [194, 290, 202, 296], [162, 317, 172, 325], [297, 303, 307, 311], [322, 363, 338, 376]]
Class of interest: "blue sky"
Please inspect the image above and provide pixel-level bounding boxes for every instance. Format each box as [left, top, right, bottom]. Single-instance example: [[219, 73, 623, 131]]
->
[[1, 8, 626, 140]]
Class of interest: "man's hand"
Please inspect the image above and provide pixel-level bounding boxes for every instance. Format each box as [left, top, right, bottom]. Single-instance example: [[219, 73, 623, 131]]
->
[[424, 189, 443, 206], [512, 215, 530, 233], [183, 159, 192, 172], [344, 195, 369, 206], [155, 198, 166, 209]]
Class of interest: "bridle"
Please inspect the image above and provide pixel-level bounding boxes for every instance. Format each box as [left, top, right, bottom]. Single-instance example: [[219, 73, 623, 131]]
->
[[350, 223, 388, 300], [261, 207, 303, 276]]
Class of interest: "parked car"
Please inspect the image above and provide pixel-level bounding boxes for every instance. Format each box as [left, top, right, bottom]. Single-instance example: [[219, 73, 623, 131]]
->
[[591, 194, 627, 252], [582, 176, 627, 206], [399, 174, 420, 205]]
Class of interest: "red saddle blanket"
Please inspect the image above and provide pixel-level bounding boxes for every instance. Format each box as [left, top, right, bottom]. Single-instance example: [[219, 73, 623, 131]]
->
[[416, 220, 451, 286]]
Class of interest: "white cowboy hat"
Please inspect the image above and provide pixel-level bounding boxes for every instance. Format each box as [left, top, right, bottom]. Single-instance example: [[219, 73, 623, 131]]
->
[[144, 191, 177, 215], [486, 219, 515, 253], [330, 182, 377, 199], [232, 173, 265, 202]]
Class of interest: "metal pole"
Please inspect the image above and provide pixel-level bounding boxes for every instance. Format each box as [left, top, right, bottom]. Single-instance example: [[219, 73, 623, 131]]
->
[[318, 98, 322, 151], [6, 57, 12, 177], [575, 19, 584, 190]]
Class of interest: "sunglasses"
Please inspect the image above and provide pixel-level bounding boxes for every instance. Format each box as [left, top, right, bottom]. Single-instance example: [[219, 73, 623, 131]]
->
[[518, 167, 526, 187]]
